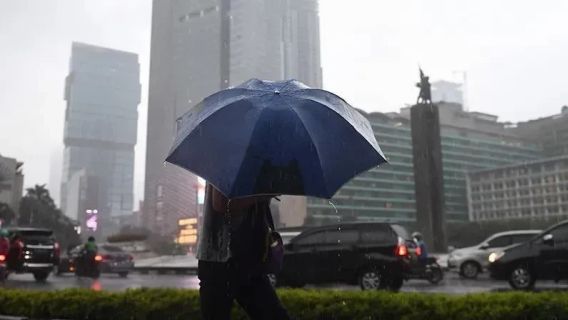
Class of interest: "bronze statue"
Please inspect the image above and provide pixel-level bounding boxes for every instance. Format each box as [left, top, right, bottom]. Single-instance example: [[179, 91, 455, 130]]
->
[[416, 68, 432, 104]]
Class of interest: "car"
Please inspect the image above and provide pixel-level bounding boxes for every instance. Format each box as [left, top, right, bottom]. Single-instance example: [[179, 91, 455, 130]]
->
[[273, 222, 413, 291], [447, 230, 541, 279], [6, 227, 60, 282], [489, 220, 568, 290], [57, 244, 133, 277]]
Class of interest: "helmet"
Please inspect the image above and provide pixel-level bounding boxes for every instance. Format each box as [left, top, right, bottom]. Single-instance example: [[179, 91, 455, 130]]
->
[[412, 232, 423, 240]]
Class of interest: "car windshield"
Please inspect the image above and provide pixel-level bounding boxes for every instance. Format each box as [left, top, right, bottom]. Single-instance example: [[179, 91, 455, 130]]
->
[[4, 1, 568, 317]]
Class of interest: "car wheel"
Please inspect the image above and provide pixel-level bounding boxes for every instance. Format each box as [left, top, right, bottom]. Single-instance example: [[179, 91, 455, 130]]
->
[[33, 271, 50, 282], [118, 272, 128, 278], [509, 264, 535, 290], [427, 268, 444, 285], [359, 269, 381, 290], [460, 261, 480, 279]]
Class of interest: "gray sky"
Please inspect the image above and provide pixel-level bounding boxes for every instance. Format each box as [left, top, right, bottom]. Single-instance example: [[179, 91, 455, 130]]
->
[[1, 0, 567, 209]]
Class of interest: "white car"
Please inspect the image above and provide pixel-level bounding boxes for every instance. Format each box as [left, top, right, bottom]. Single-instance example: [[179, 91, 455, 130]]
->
[[447, 230, 540, 279]]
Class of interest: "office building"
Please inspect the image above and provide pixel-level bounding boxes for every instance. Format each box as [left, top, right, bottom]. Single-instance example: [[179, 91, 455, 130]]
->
[[145, 0, 322, 235], [0, 154, 24, 216], [61, 42, 140, 237], [306, 103, 540, 225], [467, 156, 568, 221], [511, 106, 568, 157]]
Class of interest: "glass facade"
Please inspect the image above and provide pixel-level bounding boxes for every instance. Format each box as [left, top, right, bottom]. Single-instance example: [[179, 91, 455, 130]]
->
[[306, 110, 540, 225], [441, 127, 540, 221], [307, 113, 416, 224], [61, 42, 140, 235]]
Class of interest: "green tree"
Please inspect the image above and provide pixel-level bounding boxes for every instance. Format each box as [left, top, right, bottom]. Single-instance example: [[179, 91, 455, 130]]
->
[[0, 202, 16, 226], [18, 184, 81, 249]]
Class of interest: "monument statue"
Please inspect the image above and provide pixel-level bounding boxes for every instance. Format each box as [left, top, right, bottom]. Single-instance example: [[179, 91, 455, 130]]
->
[[416, 68, 432, 104]]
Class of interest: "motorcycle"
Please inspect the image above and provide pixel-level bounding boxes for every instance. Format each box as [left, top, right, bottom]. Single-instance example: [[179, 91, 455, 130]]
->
[[74, 250, 101, 279], [405, 256, 444, 284], [404, 241, 444, 284]]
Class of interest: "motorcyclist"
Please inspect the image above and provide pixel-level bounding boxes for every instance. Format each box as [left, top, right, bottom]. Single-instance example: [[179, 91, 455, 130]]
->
[[0, 229, 9, 262], [412, 232, 428, 263], [84, 236, 98, 254], [79, 236, 98, 275], [0, 229, 8, 280], [7, 234, 24, 270]]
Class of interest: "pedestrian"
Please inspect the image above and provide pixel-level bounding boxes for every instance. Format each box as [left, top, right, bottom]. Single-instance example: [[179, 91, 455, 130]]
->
[[197, 183, 290, 320]]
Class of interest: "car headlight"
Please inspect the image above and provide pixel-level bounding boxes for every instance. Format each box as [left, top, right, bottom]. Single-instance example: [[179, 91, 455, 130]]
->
[[488, 251, 505, 263]]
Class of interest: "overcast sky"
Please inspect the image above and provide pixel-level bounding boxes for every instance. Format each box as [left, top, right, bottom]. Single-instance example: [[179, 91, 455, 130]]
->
[[1, 0, 567, 209]]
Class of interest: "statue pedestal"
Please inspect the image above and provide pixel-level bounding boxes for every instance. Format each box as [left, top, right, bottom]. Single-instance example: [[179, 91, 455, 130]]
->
[[410, 103, 447, 252]]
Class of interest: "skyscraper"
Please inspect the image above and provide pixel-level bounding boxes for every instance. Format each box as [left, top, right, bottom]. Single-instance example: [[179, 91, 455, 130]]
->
[[144, 0, 322, 236], [61, 42, 140, 237]]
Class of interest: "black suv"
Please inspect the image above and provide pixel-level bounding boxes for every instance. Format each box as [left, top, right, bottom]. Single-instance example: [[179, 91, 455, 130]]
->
[[274, 222, 412, 291], [489, 220, 568, 290], [7, 228, 59, 282]]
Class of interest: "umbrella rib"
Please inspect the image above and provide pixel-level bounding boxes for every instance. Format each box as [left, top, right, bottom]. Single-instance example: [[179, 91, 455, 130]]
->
[[283, 98, 330, 198]]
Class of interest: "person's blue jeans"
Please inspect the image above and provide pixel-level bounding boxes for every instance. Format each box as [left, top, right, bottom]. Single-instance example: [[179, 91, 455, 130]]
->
[[198, 259, 290, 320]]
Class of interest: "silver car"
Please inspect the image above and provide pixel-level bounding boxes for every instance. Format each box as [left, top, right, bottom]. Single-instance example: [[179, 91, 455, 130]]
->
[[447, 230, 540, 279]]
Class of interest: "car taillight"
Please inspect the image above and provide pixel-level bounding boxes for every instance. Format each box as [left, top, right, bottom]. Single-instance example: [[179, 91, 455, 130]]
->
[[94, 255, 103, 262], [54, 242, 61, 257], [396, 244, 408, 256], [0, 254, 5, 262]]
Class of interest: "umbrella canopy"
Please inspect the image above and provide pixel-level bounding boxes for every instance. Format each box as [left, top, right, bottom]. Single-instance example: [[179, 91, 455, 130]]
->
[[166, 79, 387, 199]]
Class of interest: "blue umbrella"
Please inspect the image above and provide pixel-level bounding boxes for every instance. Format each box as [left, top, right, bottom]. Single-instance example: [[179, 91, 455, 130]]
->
[[166, 79, 387, 199]]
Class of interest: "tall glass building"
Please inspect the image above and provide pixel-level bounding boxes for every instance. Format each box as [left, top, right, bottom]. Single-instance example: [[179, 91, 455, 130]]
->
[[145, 0, 322, 236], [306, 103, 540, 225], [61, 42, 140, 236]]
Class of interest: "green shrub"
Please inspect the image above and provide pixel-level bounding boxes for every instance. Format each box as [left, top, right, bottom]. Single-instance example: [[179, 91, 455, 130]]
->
[[1, 288, 568, 319]]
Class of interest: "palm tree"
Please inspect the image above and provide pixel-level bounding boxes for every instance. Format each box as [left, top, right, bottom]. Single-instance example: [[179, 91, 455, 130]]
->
[[25, 184, 55, 209], [0, 202, 15, 226]]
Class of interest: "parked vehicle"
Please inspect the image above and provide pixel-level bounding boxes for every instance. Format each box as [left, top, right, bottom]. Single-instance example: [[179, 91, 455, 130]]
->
[[447, 230, 541, 279], [5, 228, 60, 282], [489, 220, 568, 290], [57, 244, 133, 277], [272, 222, 412, 291]]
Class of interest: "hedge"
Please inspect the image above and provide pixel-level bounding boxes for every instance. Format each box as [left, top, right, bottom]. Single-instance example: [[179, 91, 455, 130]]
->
[[1, 288, 568, 320]]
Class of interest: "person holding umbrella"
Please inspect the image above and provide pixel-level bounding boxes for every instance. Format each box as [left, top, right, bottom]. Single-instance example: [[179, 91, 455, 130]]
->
[[166, 79, 387, 319], [197, 184, 288, 320]]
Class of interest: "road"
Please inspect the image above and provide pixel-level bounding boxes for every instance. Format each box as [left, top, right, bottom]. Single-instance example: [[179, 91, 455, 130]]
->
[[3, 272, 568, 293]]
